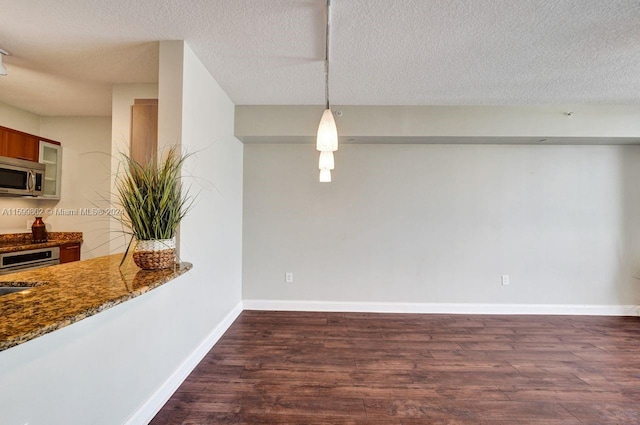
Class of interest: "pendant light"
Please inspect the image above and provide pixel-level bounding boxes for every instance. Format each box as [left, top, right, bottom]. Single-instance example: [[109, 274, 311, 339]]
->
[[317, 109, 338, 152], [317, 0, 337, 182], [0, 49, 8, 76], [319, 169, 332, 183], [319, 151, 335, 170]]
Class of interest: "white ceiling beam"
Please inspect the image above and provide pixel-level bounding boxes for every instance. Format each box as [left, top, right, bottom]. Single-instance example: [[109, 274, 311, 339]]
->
[[235, 105, 640, 145]]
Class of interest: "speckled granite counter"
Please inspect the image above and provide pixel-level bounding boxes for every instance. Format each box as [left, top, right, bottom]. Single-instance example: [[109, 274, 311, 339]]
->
[[0, 232, 83, 253], [0, 254, 192, 351]]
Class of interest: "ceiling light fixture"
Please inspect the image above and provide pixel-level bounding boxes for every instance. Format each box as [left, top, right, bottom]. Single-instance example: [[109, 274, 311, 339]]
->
[[0, 49, 9, 76], [317, 0, 338, 182], [319, 169, 332, 183], [319, 150, 335, 170]]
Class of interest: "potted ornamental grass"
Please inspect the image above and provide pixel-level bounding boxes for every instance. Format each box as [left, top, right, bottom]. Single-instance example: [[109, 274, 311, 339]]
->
[[115, 147, 192, 270]]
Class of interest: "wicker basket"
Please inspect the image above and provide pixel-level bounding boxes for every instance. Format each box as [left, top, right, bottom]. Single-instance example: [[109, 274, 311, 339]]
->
[[133, 238, 176, 270]]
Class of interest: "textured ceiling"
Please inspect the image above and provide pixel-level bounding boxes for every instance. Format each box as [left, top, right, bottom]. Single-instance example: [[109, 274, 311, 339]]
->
[[0, 0, 639, 116]]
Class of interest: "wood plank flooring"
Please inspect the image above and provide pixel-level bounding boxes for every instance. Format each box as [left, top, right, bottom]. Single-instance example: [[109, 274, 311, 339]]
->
[[151, 311, 640, 424]]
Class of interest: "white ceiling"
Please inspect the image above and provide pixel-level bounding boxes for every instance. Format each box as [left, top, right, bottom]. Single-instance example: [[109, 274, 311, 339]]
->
[[0, 0, 639, 116]]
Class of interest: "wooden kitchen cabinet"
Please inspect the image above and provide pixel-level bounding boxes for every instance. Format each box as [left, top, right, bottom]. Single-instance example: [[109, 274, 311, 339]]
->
[[59, 242, 81, 264], [1, 129, 40, 162], [0, 127, 5, 155], [0, 126, 61, 162]]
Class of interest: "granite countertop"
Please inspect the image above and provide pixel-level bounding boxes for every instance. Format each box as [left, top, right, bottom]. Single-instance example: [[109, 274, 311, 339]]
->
[[0, 254, 192, 351], [0, 232, 84, 254]]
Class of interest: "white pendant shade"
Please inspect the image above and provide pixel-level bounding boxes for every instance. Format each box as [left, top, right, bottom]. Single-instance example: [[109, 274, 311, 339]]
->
[[316, 108, 338, 152], [319, 151, 334, 170], [319, 169, 332, 183]]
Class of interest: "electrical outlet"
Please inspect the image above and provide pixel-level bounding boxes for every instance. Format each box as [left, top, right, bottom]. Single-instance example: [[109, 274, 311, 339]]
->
[[285, 272, 293, 283], [26, 220, 31, 230], [501, 274, 510, 286]]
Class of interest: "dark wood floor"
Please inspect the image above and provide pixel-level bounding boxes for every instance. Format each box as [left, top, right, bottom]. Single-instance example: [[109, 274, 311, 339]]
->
[[151, 311, 640, 424]]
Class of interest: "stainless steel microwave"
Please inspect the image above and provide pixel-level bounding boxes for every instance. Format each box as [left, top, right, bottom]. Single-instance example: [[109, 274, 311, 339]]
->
[[0, 156, 45, 196]]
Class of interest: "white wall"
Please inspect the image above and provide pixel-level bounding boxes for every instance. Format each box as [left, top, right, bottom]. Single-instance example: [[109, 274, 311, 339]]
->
[[0, 101, 40, 132], [179, 40, 243, 330], [243, 143, 640, 308], [39, 116, 112, 259], [0, 41, 243, 425]]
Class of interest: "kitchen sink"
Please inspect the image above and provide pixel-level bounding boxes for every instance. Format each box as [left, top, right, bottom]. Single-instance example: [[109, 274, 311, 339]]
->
[[0, 287, 31, 296], [0, 283, 36, 296]]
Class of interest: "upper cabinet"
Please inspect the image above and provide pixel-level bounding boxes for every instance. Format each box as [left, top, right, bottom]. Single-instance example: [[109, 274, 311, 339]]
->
[[0, 126, 40, 162], [4, 131, 40, 162], [39, 141, 62, 199], [0, 125, 62, 199]]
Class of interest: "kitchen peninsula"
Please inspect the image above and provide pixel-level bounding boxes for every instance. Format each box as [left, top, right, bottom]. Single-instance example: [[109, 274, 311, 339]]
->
[[0, 231, 83, 254], [0, 254, 192, 351]]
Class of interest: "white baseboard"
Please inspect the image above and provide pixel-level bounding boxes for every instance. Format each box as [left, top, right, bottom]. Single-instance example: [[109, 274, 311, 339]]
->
[[243, 299, 639, 316], [125, 301, 243, 425]]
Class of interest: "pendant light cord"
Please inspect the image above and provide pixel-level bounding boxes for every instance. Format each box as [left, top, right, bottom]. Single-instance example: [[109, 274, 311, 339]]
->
[[325, 0, 331, 110]]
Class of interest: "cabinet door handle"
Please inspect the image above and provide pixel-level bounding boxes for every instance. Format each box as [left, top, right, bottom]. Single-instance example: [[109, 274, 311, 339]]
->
[[64, 246, 80, 250]]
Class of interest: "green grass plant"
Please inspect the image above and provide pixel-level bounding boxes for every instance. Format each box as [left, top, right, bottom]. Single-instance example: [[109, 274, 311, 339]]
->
[[115, 147, 192, 241]]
